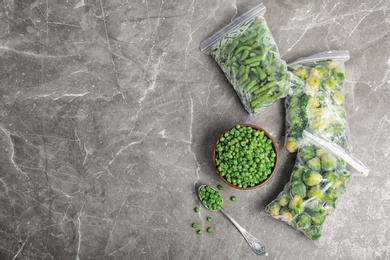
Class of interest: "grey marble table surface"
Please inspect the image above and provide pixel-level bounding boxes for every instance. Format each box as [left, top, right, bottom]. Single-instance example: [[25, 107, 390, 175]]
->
[[0, 0, 389, 259]]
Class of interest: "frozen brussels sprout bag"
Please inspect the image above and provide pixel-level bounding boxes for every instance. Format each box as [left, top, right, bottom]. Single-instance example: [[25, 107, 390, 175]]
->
[[285, 51, 350, 153], [200, 3, 294, 115], [266, 130, 369, 241]]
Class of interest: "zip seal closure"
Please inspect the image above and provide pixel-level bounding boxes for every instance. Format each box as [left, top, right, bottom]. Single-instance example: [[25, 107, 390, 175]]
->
[[303, 129, 370, 176], [288, 50, 350, 66], [200, 3, 266, 54]]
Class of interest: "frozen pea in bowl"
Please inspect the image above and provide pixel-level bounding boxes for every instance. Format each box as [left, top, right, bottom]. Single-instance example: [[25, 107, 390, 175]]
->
[[212, 124, 279, 190]]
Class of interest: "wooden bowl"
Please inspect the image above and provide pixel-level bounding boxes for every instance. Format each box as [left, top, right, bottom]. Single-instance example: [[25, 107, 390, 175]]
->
[[212, 124, 279, 190]]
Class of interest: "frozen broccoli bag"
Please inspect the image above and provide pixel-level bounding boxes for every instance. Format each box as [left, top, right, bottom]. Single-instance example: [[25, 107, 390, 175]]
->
[[266, 129, 369, 241], [285, 51, 350, 153], [200, 3, 294, 115]]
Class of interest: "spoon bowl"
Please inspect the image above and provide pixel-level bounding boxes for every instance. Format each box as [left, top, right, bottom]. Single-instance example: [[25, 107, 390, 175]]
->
[[197, 185, 268, 256]]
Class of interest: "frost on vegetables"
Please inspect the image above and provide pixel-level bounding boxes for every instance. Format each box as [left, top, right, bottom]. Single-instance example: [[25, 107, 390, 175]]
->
[[284, 51, 350, 153], [265, 130, 369, 241]]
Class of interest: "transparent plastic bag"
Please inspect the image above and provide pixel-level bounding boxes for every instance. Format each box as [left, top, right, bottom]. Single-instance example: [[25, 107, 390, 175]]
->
[[200, 3, 294, 115], [285, 51, 350, 153], [266, 129, 370, 241]]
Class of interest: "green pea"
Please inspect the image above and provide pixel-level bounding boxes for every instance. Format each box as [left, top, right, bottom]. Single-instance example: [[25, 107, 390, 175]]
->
[[194, 207, 200, 213], [207, 227, 214, 233], [197, 230, 203, 235], [230, 196, 237, 201], [207, 217, 212, 222], [192, 223, 198, 228]]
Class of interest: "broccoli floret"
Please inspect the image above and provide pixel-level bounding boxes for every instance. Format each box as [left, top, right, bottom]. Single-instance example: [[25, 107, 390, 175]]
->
[[307, 96, 320, 108], [303, 170, 323, 186], [289, 125, 304, 139], [309, 119, 327, 132], [307, 107, 327, 119], [305, 75, 320, 95], [310, 67, 329, 79], [332, 91, 344, 105], [323, 78, 338, 92], [293, 66, 309, 80]]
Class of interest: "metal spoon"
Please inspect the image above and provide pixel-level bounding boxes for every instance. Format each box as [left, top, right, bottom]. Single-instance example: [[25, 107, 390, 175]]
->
[[198, 185, 268, 256]]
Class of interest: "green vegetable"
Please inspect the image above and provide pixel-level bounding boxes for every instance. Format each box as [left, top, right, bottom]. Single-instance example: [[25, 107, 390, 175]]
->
[[306, 157, 321, 171], [277, 191, 290, 207], [197, 230, 203, 235], [215, 125, 276, 188], [230, 196, 237, 202], [296, 212, 311, 229], [207, 227, 214, 233], [289, 181, 306, 198], [290, 165, 305, 182], [207, 217, 212, 222], [192, 223, 198, 228], [299, 146, 316, 162], [304, 225, 321, 240], [289, 195, 304, 214], [217, 185, 224, 190], [202, 9, 293, 114], [311, 215, 325, 226], [303, 170, 323, 186], [198, 185, 223, 211], [285, 55, 349, 153], [323, 172, 340, 189], [194, 207, 200, 213], [307, 186, 325, 200], [280, 207, 294, 223], [267, 201, 281, 217], [321, 154, 336, 171]]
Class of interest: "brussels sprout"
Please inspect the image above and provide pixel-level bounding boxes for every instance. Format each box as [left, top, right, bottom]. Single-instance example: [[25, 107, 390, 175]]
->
[[310, 67, 329, 79], [308, 186, 325, 200], [306, 157, 321, 172], [315, 148, 328, 158], [304, 225, 321, 240], [286, 137, 298, 153], [290, 181, 307, 198], [323, 78, 338, 91], [307, 96, 320, 108], [293, 66, 309, 80], [324, 189, 338, 203], [299, 145, 316, 162], [290, 165, 305, 181], [332, 91, 344, 105], [311, 214, 325, 226], [267, 201, 281, 217], [305, 75, 320, 95], [296, 212, 311, 230], [277, 191, 290, 207], [280, 207, 295, 223], [321, 154, 336, 171], [323, 199, 336, 214], [303, 170, 323, 186], [323, 172, 340, 189], [306, 202, 326, 217], [289, 195, 305, 214]]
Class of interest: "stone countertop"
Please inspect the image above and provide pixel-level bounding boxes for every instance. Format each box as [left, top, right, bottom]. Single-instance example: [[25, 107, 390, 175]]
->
[[0, 0, 389, 259]]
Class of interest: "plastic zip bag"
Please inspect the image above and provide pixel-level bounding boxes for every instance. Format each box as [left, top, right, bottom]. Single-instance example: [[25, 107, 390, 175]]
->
[[285, 51, 350, 153], [265, 129, 369, 241], [200, 3, 294, 115]]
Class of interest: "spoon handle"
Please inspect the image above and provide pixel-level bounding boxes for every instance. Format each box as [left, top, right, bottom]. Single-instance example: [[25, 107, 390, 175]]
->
[[220, 208, 267, 256]]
